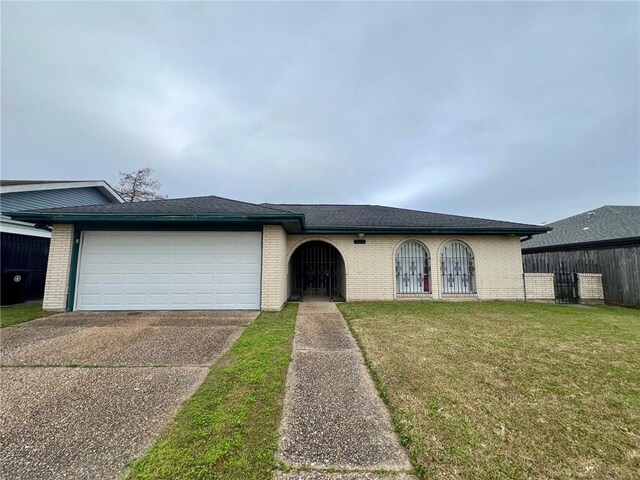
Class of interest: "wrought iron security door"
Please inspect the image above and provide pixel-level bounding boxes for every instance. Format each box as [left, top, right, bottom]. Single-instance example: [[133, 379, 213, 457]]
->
[[290, 241, 342, 300]]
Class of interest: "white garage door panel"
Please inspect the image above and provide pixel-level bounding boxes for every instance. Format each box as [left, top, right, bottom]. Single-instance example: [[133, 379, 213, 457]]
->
[[75, 231, 262, 310]]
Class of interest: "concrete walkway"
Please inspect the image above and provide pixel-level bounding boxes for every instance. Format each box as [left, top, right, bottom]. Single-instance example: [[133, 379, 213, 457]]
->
[[276, 302, 415, 479]]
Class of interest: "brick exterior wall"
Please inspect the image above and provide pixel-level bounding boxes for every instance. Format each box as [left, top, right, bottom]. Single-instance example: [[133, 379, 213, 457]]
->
[[577, 273, 604, 304], [42, 225, 529, 312], [260, 225, 288, 311], [524, 273, 555, 302], [285, 234, 526, 302], [42, 224, 74, 311]]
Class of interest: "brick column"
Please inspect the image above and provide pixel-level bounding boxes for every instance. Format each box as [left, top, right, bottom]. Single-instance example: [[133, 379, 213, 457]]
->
[[261, 225, 288, 311], [43, 224, 75, 311], [577, 273, 604, 304], [524, 273, 555, 302]]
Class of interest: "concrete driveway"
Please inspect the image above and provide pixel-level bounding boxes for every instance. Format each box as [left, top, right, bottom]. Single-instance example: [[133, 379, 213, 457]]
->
[[0, 310, 258, 480]]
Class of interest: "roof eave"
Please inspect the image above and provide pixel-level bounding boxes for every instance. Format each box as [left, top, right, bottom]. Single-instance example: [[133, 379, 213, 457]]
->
[[303, 225, 551, 235], [7, 212, 306, 233], [8, 211, 547, 236]]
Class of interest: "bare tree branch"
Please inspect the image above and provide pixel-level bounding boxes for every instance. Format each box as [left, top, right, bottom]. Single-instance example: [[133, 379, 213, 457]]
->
[[115, 168, 168, 202]]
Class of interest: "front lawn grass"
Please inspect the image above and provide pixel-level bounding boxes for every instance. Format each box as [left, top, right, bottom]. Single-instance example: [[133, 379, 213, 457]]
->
[[127, 303, 298, 480], [0, 302, 55, 328], [338, 301, 640, 480]]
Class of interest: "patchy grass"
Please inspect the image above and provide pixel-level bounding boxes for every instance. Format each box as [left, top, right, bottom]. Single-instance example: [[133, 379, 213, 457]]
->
[[338, 302, 640, 480], [127, 304, 298, 480], [0, 302, 55, 328]]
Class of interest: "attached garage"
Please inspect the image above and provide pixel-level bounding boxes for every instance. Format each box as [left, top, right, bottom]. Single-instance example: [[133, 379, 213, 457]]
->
[[75, 231, 262, 311]]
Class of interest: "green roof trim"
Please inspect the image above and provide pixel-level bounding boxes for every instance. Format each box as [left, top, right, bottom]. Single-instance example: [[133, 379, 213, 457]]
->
[[9, 212, 305, 222], [304, 226, 549, 235]]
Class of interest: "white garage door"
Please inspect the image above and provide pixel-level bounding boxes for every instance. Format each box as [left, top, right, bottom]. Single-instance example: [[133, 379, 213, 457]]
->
[[75, 231, 262, 311]]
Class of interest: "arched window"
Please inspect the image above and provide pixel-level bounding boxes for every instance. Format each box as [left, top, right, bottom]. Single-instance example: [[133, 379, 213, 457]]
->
[[440, 241, 476, 294], [396, 240, 431, 294]]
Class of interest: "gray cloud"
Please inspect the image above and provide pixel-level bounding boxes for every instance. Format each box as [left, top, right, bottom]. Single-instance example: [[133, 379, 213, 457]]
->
[[2, 1, 638, 224]]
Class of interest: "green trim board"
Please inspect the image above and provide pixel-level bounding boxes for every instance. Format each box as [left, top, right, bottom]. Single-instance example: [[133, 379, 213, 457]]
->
[[26, 219, 547, 236], [64, 222, 545, 235], [9, 212, 306, 232], [303, 226, 547, 235], [66, 228, 82, 311]]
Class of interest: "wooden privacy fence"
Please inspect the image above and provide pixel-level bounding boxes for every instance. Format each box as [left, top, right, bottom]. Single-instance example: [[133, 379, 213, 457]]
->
[[523, 246, 640, 307]]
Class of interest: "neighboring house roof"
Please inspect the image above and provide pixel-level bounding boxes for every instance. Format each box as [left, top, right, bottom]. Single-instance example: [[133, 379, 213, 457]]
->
[[2, 180, 62, 186], [1, 179, 109, 186], [1, 179, 125, 238], [0, 180, 124, 204], [8, 193, 549, 235], [522, 205, 640, 252]]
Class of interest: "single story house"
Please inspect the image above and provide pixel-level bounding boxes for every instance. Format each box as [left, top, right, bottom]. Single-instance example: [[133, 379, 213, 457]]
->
[[522, 205, 640, 307], [0, 180, 123, 303], [8, 195, 549, 311]]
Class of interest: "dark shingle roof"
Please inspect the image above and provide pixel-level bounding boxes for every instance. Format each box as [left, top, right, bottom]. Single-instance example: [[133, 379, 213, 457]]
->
[[522, 205, 640, 250], [20, 195, 292, 216], [9, 194, 548, 234], [263, 203, 544, 231]]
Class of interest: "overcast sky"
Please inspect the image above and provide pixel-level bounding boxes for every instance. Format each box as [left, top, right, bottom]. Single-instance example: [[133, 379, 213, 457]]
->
[[2, 2, 639, 224]]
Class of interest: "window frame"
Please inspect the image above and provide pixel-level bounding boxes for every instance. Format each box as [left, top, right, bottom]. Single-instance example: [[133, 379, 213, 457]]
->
[[440, 240, 476, 294], [395, 239, 432, 295]]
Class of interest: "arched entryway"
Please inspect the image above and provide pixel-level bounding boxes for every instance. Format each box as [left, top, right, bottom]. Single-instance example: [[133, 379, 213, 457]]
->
[[288, 241, 346, 301]]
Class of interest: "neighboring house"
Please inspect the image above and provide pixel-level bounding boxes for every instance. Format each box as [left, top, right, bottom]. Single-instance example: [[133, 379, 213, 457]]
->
[[1, 180, 124, 303], [522, 205, 640, 307], [8, 195, 549, 312]]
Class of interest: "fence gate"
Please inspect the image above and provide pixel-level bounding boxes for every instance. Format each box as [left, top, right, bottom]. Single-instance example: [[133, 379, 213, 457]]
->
[[554, 272, 578, 304]]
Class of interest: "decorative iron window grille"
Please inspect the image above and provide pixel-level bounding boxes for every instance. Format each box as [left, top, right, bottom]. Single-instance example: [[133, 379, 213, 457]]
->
[[441, 241, 476, 294], [396, 240, 431, 294]]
